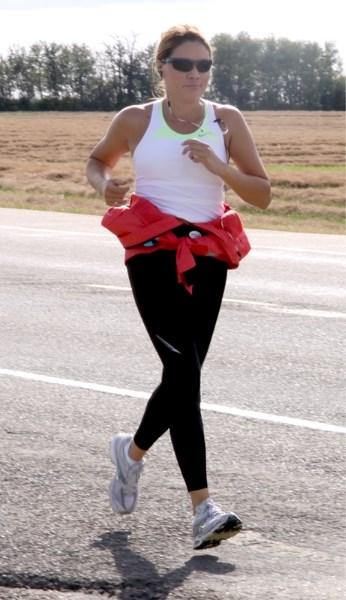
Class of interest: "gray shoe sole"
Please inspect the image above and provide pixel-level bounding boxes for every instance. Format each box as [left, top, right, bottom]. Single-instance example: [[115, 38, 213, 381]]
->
[[108, 434, 141, 514], [109, 434, 129, 468], [193, 515, 242, 550]]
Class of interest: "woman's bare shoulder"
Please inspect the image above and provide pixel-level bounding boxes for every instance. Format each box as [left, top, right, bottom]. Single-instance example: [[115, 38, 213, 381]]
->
[[212, 102, 251, 141], [106, 100, 159, 153], [211, 101, 242, 121], [115, 100, 158, 125]]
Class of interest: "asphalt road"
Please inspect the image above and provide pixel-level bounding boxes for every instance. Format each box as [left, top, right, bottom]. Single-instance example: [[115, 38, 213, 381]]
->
[[0, 208, 345, 600]]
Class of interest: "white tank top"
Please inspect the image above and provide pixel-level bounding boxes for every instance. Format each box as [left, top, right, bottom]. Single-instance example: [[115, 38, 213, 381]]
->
[[133, 99, 227, 222]]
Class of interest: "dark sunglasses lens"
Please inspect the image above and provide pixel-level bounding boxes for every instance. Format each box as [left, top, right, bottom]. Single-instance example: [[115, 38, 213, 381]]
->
[[171, 58, 212, 72], [197, 60, 212, 72], [172, 58, 193, 72]]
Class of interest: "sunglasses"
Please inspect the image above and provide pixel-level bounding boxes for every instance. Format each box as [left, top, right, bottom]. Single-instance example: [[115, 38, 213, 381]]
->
[[162, 57, 213, 73]]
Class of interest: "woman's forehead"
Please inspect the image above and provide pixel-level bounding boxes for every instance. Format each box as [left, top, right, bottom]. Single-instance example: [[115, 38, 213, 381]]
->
[[171, 41, 210, 58]]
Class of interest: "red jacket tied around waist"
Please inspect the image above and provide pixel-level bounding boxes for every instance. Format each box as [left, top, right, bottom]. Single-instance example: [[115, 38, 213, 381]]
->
[[101, 194, 251, 293]]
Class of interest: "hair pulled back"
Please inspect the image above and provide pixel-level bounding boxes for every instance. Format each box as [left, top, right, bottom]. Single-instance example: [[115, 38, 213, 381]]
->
[[154, 24, 212, 62], [152, 24, 212, 95]]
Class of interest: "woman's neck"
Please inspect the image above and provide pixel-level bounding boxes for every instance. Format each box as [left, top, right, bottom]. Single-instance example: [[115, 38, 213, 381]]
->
[[165, 98, 205, 128]]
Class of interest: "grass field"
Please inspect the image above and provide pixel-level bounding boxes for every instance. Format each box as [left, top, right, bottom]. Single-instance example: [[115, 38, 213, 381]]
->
[[0, 111, 344, 234]]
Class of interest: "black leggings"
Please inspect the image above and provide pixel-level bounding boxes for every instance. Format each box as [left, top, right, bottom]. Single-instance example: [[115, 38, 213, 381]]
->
[[126, 250, 227, 492]]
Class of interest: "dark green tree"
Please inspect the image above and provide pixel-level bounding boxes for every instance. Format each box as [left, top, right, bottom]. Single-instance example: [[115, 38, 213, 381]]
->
[[0, 33, 344, 110]]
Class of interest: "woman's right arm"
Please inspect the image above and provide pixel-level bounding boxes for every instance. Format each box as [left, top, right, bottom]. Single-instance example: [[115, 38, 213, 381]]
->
[[86, 109, 133, 206]]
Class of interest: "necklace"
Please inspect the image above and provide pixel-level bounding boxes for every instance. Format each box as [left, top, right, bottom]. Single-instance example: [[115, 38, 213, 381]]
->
[[167, 100, 204, 128]]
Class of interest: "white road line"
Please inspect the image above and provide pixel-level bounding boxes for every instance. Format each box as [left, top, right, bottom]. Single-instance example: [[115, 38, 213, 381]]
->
[[87, 285, 345, 319], [0, 225, 108, 237], [223, 298, 345, 319], [1, 368, 345, 434], [1, 225, 345, 257], [253, 246, 346, 256]]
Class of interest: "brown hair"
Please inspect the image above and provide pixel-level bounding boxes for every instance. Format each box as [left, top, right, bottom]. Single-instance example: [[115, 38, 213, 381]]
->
[[154, 24, 212, 63], [152, 24, 212, 95]]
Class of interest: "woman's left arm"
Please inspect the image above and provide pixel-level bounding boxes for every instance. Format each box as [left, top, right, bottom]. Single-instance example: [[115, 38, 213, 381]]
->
[[182, 106, 271, 210], [222, 107, 271, 209]]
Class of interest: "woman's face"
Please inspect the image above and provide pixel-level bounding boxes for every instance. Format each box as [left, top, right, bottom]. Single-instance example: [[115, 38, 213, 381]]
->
[[159, 41, 212, 102]]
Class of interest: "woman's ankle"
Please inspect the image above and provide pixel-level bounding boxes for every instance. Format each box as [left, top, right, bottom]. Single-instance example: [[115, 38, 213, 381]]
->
[[190, 489, 210, 514], [128, 439, 146, 462]]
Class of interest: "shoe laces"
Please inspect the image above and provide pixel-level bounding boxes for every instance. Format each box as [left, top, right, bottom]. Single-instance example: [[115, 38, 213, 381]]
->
[[201, 498, 223, 515], [121, 461, 144, 493], [195, 499, 224, 523], [203, 498, 223, 513]]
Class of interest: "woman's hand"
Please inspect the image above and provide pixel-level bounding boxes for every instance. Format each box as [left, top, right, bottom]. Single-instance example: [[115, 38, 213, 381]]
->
[[182, 108, 271, 210], [102, 178, 132, 206], [181, 139, 224, 175]]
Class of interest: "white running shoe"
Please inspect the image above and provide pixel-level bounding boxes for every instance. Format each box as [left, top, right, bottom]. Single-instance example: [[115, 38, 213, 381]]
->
[[108, 433, 144, 514], [192, 498, 242, 550]]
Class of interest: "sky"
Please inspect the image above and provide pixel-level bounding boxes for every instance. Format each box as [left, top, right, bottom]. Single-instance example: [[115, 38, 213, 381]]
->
[[0, 0, 345, 72]]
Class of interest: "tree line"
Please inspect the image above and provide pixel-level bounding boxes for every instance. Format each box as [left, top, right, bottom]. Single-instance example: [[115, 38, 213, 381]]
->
[[0, 32, 344, 111]]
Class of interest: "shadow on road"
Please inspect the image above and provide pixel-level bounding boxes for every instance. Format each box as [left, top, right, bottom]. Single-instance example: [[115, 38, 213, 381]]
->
[[93, 530, 236, 599]]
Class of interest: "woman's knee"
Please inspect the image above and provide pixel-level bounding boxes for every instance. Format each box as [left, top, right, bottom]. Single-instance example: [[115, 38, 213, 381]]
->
[[163, 358, 201, 399]]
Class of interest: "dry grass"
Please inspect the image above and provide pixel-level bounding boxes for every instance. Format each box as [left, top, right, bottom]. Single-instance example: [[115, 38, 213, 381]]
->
[[0, 111, 344, 233]]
